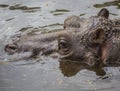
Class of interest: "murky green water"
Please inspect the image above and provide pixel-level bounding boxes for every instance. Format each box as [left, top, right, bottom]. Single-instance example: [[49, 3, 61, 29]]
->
[[0, 0, 120, 91]]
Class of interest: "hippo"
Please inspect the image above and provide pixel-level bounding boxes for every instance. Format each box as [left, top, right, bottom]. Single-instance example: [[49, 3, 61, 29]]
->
[[63, 15, 84, 30], [4, 8, 120, 66]]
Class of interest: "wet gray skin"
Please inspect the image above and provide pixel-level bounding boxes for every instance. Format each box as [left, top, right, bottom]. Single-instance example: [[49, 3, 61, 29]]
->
[[5, 8, 120, 66], [63, 15, 85, 30]]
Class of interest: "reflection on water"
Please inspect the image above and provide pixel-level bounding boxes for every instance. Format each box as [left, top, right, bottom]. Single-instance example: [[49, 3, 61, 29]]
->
[[0, 4, 9, 8], [6, 18, 14, 21], [9, 4, 41, 12], [59, 60, 87, 77], [51, 9, 70, 16], [18, 23, 63, 35], [0, 4, 41, 12], [59, 59, 120, 77], [0, 58, 120, 91], [0, 0, 120, 91], [94, 0, 120, 9]]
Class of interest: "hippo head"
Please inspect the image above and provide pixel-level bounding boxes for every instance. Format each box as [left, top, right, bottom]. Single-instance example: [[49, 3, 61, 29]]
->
[[4, 8, 111, 66], [4, 29, 105, 66], [57, 28, 105, 65]]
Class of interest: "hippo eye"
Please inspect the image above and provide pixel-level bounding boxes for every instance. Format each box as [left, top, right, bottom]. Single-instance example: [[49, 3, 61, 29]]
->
[[58, 38, 70, 53], [58, 36, 74, 58], [59, 39, 68, 49]]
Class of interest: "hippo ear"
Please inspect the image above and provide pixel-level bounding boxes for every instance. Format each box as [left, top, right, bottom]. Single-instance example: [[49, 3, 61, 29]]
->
[[97, 8, 109, 19], [91, 29, 105, 44]]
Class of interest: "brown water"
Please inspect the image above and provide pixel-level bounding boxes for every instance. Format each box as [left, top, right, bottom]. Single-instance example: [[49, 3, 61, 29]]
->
[[0, 0, 120, 91]]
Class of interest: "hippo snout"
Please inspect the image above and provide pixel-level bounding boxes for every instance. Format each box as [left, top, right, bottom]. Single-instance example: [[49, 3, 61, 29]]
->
[[5, 43, 18, 55]]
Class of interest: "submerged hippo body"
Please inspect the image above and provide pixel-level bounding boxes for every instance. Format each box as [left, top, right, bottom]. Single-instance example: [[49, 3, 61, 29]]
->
[[5, 8, 120, 66]]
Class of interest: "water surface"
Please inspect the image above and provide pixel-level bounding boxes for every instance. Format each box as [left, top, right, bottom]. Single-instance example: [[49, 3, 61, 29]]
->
[[0, 0, 120, 91]]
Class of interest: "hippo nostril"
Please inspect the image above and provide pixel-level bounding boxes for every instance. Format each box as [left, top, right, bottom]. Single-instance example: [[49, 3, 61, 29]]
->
[[5, 44, 18, 55], [9, 46, 17, 50]]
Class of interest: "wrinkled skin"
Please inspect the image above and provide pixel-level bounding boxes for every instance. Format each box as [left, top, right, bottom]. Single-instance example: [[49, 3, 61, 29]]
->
[[5, 8, 120, 66]]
